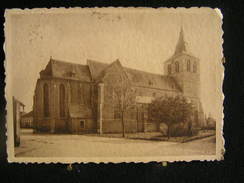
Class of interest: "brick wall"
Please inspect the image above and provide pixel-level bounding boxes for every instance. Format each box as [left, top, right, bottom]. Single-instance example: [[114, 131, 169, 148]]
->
[[165, 54, 200, 99], [102, 119, 138, 133], [70, 118, 96, 133]]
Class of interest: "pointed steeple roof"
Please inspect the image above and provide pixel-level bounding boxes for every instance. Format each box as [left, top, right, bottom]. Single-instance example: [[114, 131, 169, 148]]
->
[[174, 27, 189, 55]]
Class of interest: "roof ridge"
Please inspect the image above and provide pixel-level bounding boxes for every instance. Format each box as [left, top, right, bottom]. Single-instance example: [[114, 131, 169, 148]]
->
[[93, 59, 124, 82], [87, 59, 109, 65], [87, 59, 167, 78], [125, 67, 167, 78], [50, 58, 87, 67], [22, 110, 33, 117], [44, 58, 92, 82]]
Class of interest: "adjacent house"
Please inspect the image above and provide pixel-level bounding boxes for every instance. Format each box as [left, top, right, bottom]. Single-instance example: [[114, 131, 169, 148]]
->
[[13, 97, 25, 146], [21, 111, 33, 128]]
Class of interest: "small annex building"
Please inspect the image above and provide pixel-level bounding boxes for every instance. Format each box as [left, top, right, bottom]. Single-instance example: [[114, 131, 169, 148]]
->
[[20, 111, 33, 128]]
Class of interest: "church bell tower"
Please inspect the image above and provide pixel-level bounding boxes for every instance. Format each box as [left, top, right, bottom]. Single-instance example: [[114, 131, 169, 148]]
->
[[164, 27, 200, 99], [164, 27, 204, 127]]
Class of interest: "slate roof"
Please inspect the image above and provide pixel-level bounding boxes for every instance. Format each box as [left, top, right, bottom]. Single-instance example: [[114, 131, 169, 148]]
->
[[87, 59, 181, 92], [164, 28, 198, 64], [41, 58, 181, 92], [22, 111, 33, 118], [68, 104, 93, 119], [13, 97, 25, 107], [164, 52, 199, 64], [174, 27, 189, 55], [125, 67, 181, 91], [87, 59, 108, 81], [40, 59, 92, 82]]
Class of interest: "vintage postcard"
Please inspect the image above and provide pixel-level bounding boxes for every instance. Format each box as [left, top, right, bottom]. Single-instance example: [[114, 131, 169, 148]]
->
[[5, 7, 224, 163]]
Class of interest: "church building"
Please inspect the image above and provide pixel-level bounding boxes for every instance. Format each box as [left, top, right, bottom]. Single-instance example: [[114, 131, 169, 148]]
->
[[33, 29, 205, 134]]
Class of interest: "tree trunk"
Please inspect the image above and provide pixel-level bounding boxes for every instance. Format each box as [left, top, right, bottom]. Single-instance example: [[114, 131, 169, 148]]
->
[[121, 111, 125, 137]]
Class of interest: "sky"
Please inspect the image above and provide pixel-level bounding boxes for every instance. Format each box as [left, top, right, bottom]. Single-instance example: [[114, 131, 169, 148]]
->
[[6, 8, 223, 120]]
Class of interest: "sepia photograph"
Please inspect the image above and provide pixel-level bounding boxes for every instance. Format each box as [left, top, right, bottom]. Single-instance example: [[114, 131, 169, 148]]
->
[[5, 7, 224, 163]]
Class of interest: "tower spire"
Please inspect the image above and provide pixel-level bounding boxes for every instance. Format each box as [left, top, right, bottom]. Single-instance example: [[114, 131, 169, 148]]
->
[[174, 27, 188, 55]]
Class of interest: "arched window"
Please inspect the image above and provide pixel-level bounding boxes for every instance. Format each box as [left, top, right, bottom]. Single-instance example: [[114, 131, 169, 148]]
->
[[168, 64, 171, 74], [193, 62, 197, 73], [175, 61, 179, 73], [43, 83, 49, 117], [59, 84, 65, 117], [187, 59, 191, 72]]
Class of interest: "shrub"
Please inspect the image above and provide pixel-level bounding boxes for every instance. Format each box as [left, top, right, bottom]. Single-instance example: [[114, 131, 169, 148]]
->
[[159, 123, 168, 136], [170, 125, 189, 137], [191, 128, 199, 136], [150, 95, 194, 138], [161, 122, 199, 137]]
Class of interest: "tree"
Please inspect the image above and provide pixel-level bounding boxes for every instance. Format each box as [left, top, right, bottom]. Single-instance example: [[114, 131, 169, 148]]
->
[[107, 72, 136, 137], [206, 116, 216, 129], [149, 95, 193, 139]]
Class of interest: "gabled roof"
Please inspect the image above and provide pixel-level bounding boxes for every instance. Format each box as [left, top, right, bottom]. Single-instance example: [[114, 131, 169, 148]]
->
[[125, 67, 181, 91], [87, 59, 181, 92], [22, 111, 33, 118], [40, 58, 92, 82], [40, 58, 181, 92], [13, 97, 25, 107], [87, 59, 108, 81], [92, 59, 128, 83]]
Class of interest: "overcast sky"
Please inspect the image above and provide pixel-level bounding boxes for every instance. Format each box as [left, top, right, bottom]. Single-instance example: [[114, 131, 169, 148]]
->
[[6, 8, 223, 119]]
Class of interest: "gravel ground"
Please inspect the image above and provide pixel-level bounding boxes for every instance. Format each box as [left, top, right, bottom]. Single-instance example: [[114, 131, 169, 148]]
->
[[15, 129, 216, 157]]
